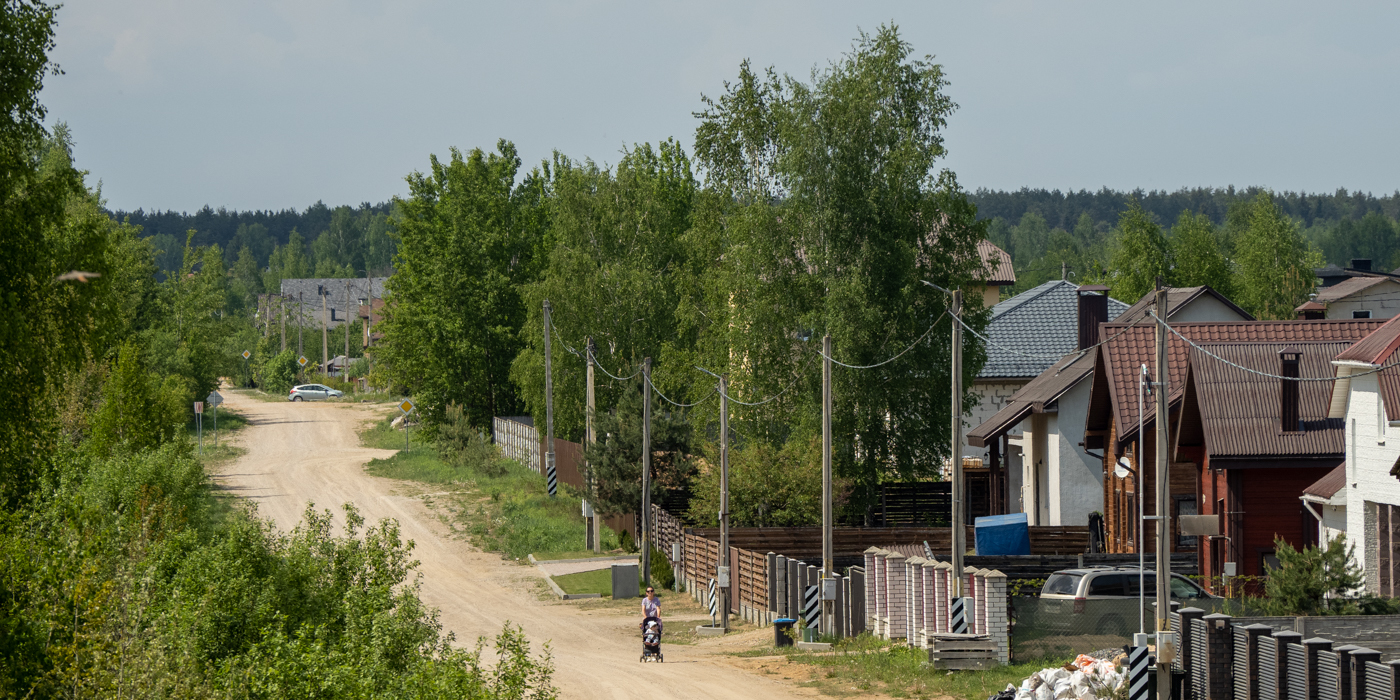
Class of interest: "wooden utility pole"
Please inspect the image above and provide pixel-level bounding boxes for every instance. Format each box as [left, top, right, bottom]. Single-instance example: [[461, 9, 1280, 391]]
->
[[1153, 282, 1173, 697], [586, 337, 600, 553], [821, 334, 834, 636], [321, 289, 329, 375], [543, 301, 557, 497], [950, 289, 966, 600], [641, 357, 653, 587], [297, 291, 304, 357], [365, 269, 374, 373], [719, 372, 730, 631]]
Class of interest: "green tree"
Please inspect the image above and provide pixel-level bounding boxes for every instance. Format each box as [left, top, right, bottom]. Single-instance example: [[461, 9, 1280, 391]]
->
[[1234, 192, 1321, 319], [1170, 211, 1235, 297], [88, 342, 183, 455], [1107, 199, 1171, 303], [688, 25, 989, 502], [582, 378, 694, 518], [378, 141, 547, 427], [687, 435, 834, 527], [1260, 535, 1363, 615]]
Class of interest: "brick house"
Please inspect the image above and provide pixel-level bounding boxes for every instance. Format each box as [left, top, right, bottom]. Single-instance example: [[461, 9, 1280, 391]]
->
[[1083, 318, 1382, 587]]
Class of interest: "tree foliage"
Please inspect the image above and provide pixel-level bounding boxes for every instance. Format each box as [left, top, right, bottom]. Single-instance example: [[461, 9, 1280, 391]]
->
[[1107, 199, 1171, 303], [582, 378, 694, 517], [687, 435, 839, 528], [1233, 192, 1321, 319]]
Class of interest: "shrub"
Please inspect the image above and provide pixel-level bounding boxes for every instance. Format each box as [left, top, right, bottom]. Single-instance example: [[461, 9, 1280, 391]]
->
[[649, 545, 674, 590]]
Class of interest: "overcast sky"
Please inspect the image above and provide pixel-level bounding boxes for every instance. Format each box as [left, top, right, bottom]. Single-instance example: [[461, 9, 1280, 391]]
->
[[41, 1, 1400, 213]]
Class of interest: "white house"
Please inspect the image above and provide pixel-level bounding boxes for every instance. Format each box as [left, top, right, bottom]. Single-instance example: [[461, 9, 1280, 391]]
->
[[1301, 274, 1400, 321], [1329, 315, 1400, 596]]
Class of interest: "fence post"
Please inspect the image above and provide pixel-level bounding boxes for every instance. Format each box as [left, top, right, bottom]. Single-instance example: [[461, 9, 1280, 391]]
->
[[885, 552, 907, 640], [850, 566, 866, 636], [1301, 638, 1332, 700], [788, 558, 802, 625], [974, 568, 990, 636], [1333, 645, 1358, 700], [1273, 631, 1303, 700], [833, 572, 845, 640], [1201, 613, 1232, 700], [933, 561, 949, 633], [1237, 624, 1273, 700], [774, 554, 786, 617], [907, 556, 925, 645], [863, 547, 878, 633], [985, 569, 1009, 665], [921, 561, 936, 642], [1347, 648, 1379, 700], [767, 552, 778, 615], [872, 550, 888, 637]]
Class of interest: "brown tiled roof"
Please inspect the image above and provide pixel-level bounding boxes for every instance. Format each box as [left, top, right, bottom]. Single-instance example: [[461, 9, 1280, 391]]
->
[[1295, 300, 1326, 312], [1302, 464, 1346, 499], [1091, 319, 1384, 448], [1314, 275, 1395, 303], [977, 240, 1016, 286], [968, 286, 1251, 446], [1187, 342, 1348, 459], [1329, 314, 1400, 422], [1334, 313, 1400, 364]]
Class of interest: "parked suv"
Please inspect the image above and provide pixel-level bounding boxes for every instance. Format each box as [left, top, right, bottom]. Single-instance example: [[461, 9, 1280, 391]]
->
[[288, 384, 343, 401], [1033, 567, 1216, 636]]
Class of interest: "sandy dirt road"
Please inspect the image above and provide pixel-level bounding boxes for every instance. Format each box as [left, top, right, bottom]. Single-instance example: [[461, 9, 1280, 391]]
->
[[210, 391, 811, 700]]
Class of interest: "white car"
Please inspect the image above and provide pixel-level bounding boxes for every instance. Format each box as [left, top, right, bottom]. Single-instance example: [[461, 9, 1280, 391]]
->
[[288, 384, 343, 401]]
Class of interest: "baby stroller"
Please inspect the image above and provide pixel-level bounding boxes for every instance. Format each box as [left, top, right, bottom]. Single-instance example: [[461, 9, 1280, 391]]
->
[[640, 617, 663, 662]]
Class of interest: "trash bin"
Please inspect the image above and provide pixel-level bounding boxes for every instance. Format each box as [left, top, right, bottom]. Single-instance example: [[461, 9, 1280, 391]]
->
[[774, 618, 795, 647]]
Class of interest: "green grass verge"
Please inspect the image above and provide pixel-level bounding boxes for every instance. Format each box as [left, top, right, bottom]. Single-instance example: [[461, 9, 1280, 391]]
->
[[743, 634, 1068, 699], [551, 569, 615, 596], [359, 414, 625, 560]]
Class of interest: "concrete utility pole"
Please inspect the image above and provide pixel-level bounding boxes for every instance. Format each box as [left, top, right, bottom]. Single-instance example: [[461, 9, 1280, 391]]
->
[[297, 291, 304, 357], [821, 334, 834, 637], [586, 337, 600, 553], [719, 373, 730, 631], [543, 301, 557, 497], [262, 296, 269, 337], [1154, 282, 1173, 699], [365, 269, 374, 373], [280, 296, 286, 352], [344, 279, 351, 363], [641, 357, 653, 587], [951, 289, 966, 599], [321, 289, 329, 375]]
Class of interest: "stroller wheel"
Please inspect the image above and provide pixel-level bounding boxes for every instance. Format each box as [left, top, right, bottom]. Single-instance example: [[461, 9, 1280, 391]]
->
[[659, 654, 664, 662], [640, 654, 645, 662]]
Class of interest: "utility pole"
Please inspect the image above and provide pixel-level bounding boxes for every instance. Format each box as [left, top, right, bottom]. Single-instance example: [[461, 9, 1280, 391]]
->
[[280, 296, 286, 352], [641, 357, 653, 587], [586, 338, 600, 553], [543, 301, 557, 497], [719, 372, 730, 631], [1154, 281, 1174, 699], [365, 269, 374, 373], [950, 289, 967, 631], [262, 296, 269, 337], [821, 334, 834, 637], [297, 291, 304, 357], [321, 289, 329, 376], [344, 279, 351, 364]]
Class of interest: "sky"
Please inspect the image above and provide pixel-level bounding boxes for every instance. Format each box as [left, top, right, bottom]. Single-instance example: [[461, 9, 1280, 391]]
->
[[40, 1, 1400, 213]]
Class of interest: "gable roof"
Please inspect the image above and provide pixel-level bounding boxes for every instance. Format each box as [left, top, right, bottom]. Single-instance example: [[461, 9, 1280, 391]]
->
[[1087, 318, 1384, 450], [1328, 314, 1400, 422], [977, 280, 1129, 380], [1313, 275, 1398, 303], [977, 240, 1015, 286], [968, 286, 1251, 446], [1181, 341, 1348, 460], [1301, 464, 1347, 501]]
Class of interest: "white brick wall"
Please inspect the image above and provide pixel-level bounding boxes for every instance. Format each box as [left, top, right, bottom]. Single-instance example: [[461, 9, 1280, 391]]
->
[[872, 550, 887, 635], [885, 553, 907, 639], [967, 380, 1029, 460], [933, 562, 948, 633], [985, 570, 1010, 664], [863, 548, 878, 631]]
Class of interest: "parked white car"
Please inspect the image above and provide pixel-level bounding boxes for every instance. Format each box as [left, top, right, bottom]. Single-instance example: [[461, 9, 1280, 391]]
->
[[288, 384, 343, 401]]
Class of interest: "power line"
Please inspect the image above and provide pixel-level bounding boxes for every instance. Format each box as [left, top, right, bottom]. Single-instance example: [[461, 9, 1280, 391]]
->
[[815, 310, 950, 369], [1149, 311, 1400, 382], [697, 352, 817, 407], [949, 309, 1153, 362], [550, 322, 645, 381], [644, 373, 716, 408]]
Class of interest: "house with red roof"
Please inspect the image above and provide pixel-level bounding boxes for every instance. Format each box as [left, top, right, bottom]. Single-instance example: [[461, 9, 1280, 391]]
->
[[1326, 314, 1400, 597], [1082, 316, 1383, 589]]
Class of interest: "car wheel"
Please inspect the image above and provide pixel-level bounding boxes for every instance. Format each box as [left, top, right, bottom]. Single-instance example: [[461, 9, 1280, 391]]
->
[[1095, 614, 1128, 637], [292, 396, 302, 402]]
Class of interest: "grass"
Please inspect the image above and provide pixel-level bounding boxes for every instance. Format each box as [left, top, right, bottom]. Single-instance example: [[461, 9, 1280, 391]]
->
[[188, 404, 249, 464], [736, 634, 1069, 699], [359, 413, 625, 560], [552, 569, 615, 596]]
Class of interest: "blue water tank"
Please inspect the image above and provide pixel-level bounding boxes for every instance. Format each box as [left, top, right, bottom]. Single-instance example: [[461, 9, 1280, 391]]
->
[[974, 513, 1030, 555]]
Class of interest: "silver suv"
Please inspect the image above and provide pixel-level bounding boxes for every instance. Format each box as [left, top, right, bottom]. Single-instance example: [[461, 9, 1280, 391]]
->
[[1034, 567, 1216, 637]]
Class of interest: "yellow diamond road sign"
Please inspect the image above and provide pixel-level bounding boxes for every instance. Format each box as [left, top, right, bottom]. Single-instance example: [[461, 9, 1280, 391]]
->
[[399, 400, 415, 414], [242, 350, 251, 360], [297, 355, 309, 367]]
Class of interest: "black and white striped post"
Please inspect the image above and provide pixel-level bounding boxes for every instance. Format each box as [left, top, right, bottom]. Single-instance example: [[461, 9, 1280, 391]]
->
[[1128, 645, 1151, 700], [542, 300, 557, 497], [707, 578, 719, 626], [950, 596, 968, 634], [804, 585, 820, 634]]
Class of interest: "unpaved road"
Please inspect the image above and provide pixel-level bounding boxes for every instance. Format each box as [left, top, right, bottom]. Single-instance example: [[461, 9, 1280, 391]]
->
[[211, 391, 811, 699]]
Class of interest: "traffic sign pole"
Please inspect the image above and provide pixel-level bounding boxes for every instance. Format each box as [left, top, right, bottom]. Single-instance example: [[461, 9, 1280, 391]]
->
[[399, 400, 415, 452]]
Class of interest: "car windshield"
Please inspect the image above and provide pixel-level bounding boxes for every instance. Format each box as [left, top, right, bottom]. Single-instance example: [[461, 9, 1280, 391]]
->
[[1170, 577, 1203, 599], [1043, 573, 1082, 595]]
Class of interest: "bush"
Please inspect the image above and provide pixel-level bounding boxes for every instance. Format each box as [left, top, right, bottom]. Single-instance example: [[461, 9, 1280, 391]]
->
[[257, 348, 300, 395], [649, 545, 674, 590], [1250, 535, 1399, 615]]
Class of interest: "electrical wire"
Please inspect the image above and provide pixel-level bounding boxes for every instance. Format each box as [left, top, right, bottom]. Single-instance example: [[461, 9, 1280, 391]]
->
[[948, 308, 1153, 363], [1149, 311, 1400, 381], [549, 323, 645, 381], [644, 373, 716, 408], [698, 352, 818, 407], [814, 310, 950, 369]]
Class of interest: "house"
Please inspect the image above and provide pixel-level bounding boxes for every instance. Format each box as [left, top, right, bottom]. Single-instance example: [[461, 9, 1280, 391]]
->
[[1084, 317, 1382, 589], [968, 286, 1251, 527], [1326, 315, 1400, 596], [358, 297, 386, 347], [1298, 274, 1400, 320], [279, 277, 387, 328], [973, 239, 1017, 309], [1299, 464, 1347, 551]]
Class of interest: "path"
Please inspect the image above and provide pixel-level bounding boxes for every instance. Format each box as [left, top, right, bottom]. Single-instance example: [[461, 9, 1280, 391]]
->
[[210, 391, 809, 700]]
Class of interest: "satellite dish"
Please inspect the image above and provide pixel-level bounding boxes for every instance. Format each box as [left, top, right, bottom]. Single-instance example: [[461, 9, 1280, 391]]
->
[[1113, 457, 1132, 480]]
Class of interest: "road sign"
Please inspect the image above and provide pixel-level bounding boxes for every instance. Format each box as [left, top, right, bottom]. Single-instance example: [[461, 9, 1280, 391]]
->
[[193, 401, 203, 414], [206, 391, 223, 406], [297, 355, 309, 368], [399, 399, 415, 414], [241, 350, 251, 360]]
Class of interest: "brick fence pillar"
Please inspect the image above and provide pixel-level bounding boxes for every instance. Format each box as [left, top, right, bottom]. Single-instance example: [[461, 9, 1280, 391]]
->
[[1177, 607, 1206, 676], [885, 552, 907, 640], [863, 547, 878, 632], [920, 560, 935, 645], [1347, 647, 1379, 700], [1237, 623, 1273, 700], [1333, 645, 1358, 700], [1202, 613, 1233, 700], [985, 569, 1009, 664], [933, 561, 949, 633], [906, 557, 925, 646], [872, 550, 887, 636], [1301, 637, 1333, 700]]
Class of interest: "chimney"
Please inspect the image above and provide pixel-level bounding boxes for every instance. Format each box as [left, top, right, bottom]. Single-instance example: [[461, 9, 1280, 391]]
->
[[1350, 258, 1372, 272], [1077, 285, 1111, 350], [1280, 348, 1302, 431]]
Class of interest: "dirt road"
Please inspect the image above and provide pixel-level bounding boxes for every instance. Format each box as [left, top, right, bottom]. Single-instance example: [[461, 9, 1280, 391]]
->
[[211, 391, 809, 700]]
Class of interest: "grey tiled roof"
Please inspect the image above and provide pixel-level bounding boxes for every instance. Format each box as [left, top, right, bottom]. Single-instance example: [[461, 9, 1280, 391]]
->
[[977, 280, 1129, 380], [277, 277, 387, 328]]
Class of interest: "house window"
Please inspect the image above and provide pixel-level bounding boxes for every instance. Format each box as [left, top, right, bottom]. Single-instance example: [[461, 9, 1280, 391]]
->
[[1380, 503, 1400, 598], [1175, 496, 1198, 550], [1260, 550, 1281, 574], [1354, 310, 1373, 319]]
